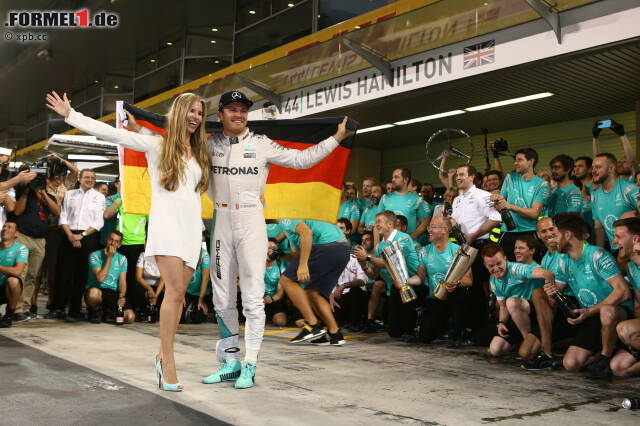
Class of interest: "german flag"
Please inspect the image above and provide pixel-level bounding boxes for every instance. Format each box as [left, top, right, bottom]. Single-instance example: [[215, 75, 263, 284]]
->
[[121, 103, 358, 222]]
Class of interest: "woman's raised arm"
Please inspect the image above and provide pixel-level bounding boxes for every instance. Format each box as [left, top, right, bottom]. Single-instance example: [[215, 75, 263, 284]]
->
[[46, 91, 159, 153]]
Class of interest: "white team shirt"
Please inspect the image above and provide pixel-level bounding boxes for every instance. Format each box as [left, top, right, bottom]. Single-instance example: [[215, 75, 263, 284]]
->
[[58, 187, 105, 231], [451, 185, 501, 240]]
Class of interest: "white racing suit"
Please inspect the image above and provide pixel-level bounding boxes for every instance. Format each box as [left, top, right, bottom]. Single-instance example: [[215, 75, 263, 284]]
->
[[208, 128, 339, 362]]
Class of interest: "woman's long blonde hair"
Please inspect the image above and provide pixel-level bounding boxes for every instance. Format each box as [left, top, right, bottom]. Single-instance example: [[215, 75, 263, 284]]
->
[[159, 93, 210, 192]]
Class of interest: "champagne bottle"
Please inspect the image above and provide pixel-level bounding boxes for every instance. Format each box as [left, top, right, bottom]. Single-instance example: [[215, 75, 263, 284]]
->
[[500, 209, 516, 231], [116, 304, 124, 325], [450, 224, 466, 245], [554, 291, 579, 319]]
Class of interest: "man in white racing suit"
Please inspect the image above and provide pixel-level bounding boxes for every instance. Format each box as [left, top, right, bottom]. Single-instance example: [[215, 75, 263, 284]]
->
[[202, 90, 349, 388]]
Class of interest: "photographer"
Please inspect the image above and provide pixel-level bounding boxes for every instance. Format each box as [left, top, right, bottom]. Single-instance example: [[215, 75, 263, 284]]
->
[[0, 154, 38, 231], [10, 175, 60, 321]]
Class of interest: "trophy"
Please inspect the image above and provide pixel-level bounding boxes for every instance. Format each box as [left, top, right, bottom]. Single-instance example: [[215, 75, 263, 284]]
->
[[433, 244, 478, 300], [425, 128, 474, 173], [381, 241, 417, 303]]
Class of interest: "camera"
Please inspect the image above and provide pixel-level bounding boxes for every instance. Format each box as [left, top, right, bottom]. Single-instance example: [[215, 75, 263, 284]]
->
[[18, 155, 68, 191], [268, 247, 283, 261], [492, 138, 509, 153]]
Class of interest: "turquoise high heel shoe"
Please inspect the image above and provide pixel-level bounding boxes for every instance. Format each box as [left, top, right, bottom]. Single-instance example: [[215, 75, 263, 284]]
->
[[154, 356, 183, 392]]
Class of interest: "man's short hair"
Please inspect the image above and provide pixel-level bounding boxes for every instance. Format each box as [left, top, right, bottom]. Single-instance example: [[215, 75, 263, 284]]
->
[[337, 218, 352, 232], [458, 164, 477, 179], [395, 215, 408, 229], [108, 230, 123, 241], [515, 234, 539, 251], [595, 152, 617, 166], [376, 210, 396, 223], [363, 177, 378, 186], [613, 217, 640, 236], [485, 169, 503, 180], [4, 220, 18, 232], [554, 212, 588, 240], [79, 168, 96, 178], [575, 156, 592, 168], [550, 154, 574, 172], [410, 178, 421, 189], [514, 148, 539, 167], [481, 243, 504, 259], [361, 230, 373, 239], [395, 168, 412, 183], [268, 237, 278, 244]]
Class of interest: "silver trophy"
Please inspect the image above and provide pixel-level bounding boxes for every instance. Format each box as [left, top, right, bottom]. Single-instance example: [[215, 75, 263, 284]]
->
[[425, 128, 474, 173], [381, 241, 417, 303], [433, 244, 478, 300]]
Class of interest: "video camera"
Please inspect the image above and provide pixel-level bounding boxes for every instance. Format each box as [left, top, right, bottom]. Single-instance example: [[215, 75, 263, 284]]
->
[[18, 155, 68, 191], [492, 138, 509, 153], [268, 247, 283, 261]]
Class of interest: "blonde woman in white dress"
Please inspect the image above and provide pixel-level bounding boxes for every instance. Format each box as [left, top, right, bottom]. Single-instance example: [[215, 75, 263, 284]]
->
[[46, 91, 210, 391]]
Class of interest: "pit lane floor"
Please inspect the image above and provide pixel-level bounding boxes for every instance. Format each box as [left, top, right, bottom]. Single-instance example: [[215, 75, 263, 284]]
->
[[1, 313, 639, 425]]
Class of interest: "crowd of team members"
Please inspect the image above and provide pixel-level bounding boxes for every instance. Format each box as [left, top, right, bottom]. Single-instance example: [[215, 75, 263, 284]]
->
[[0, 120, 639, 378], [262, 119, 640, 378]]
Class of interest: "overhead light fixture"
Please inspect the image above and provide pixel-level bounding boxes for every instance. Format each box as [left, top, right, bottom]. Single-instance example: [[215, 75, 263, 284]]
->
[[464, 92, 554, 111], [355, 26, 360, 29], [358, 124, 395, 134], [113, 85, 119, 89], [166, 41, 173, 46], [288, 2, 294, 6], [150, 59, 156, 63], [68, 154, 112, 161], [394, 110, 466, 125], [211, 28, 218, 32], [214, 60, 220, 64], [210, 40, 216, 44], [94, 80, 99, 84], [249, 10, 256, 14]]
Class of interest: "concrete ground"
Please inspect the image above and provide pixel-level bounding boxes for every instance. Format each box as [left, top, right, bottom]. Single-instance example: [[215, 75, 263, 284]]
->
[[1, 311, 640, 425]]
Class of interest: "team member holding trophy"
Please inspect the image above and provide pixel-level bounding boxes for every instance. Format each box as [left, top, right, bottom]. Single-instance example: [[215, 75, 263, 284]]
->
[[406, 216, 473, 346], [451, 164, 501, 327], [354, 210, 421, 338]]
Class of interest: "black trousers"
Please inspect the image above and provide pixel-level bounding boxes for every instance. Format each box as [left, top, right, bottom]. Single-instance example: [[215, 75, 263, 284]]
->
[[386, 285, 426, 338], [333, 287, 368, 326], [54, 232, 99, 313], [117, 244, 145, 311], [466, 239, 491, 331], [419, 287, 466, 343]]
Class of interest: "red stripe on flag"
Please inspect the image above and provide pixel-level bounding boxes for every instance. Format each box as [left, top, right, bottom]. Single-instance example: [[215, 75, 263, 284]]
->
[[123, 148, 148, 167], [266, 140, 350, 189], [138, 120, 166, 135]]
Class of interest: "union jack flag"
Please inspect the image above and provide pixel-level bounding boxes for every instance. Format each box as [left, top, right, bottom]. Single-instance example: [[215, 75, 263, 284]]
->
[[463, 39, 495, 69]]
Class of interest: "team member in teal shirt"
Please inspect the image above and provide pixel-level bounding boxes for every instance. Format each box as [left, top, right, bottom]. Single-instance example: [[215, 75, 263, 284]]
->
[[354, 210, 421, 339], [609, 217, 640, 377], [546, 213, 632, 379], [491, 148, 550, 261], [280, 219, 350, 345], [183, 245, 211, 324], [357, 183, 382, 235], [590, 153, 639, 248], [264, 239, 286, 327], [0, 221, 29, 328], [338, 186, 361, 235], [355, 177, 376, 212], [520, 217, 573, 370], [84, 230, 134, 324], [548, 155, 583, 218], [407, 216, 472, 345], [379, 168, 432, 245], [482, 242, 555, 358]]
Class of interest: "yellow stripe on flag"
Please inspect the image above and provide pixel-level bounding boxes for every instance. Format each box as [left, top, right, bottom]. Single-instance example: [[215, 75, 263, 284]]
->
[[122, 165, 151, 216], [264, 182, 341, 222], [122, 165, 214, 219]]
